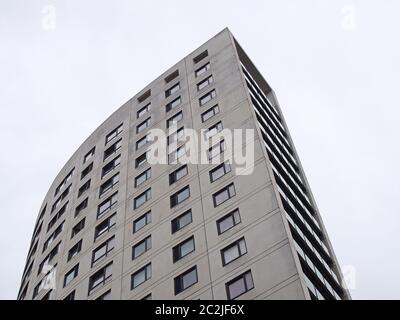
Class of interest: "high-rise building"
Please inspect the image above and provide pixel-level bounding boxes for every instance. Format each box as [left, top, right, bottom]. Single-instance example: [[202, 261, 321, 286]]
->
[[18, 28, 350, 300]]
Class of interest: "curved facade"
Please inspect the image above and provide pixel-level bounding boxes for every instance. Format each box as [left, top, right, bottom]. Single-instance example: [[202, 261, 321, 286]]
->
[[18, 29, 350, 300]]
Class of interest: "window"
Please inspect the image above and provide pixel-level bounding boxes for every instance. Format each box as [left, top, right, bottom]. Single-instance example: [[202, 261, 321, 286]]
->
[[174, 266, 198, 295], [51, 184, 71, 213], [171, 210, 192, 233], [84, 147, 95, 164], [141, 293, 152, 300], [172, 236, 195, 262], [217, 209, 241, 234], [132, 236, 151, 259], [38, 242, 60, 275], [55, 168, 74, 196], [137, 89, 151, 103], [81, 162, 93, 180], [64, 264, 79, 287], [97, 192, 118, 219], [199, 89, 216, 106], [136, 135, 148, 150], [166, 96, 182, 112], [88, 262, 112, 295], [195, 62, 210, 77], [102, 155, 121, 178], [104, 139, 122, 160], [133, 211, 151, 233], [43, 221, 64, 252], [169, 165, 188, 185], [226, 270, 254, 299], [78, 179, 91, 198], [201, 104, 219, 122], [71, 218, 85, 238], [221, 238, 247, 265], [167, 111, 183, 128], [63, 290, 75, 300], [47, 202, 67, 231], [208, 140, 225, 160], [165, 82, 180, 97], [167, 126, 184, 145], [193, 50, 208, 64], [168, 144, 186, 164], [75, 197, 88, 216], [92, 236, 115, 266], [137, 117, 151, 133], [95, 213, 117, 240], [135, 152, 147, 168], [67, 240, 82, 261], [210, 162, 231, 182], [137, 103, 151, 119], [99, 173, 119, 197], [165, 70, 179, 83], [197, 75, 213, 91], [134, 188, 151, 209], [131, 263, 151, 289], [170, 186, 190, 208], [96, 290, 111, 300], [213, 183, 236, 207], [205, 121, 223, 140], [105, 123, 123, 144], [135, 168, 151, 187]]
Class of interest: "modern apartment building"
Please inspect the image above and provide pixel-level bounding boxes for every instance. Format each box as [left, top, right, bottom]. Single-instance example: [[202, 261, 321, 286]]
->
[[17, 28, 350, 300]]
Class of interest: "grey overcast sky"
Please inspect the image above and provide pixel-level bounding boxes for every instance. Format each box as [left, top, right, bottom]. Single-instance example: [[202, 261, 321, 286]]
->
[[1, 0, 399, 299]]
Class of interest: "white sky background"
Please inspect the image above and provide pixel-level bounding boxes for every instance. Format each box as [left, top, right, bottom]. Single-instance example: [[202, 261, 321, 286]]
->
[[0, 0, 399, 299]]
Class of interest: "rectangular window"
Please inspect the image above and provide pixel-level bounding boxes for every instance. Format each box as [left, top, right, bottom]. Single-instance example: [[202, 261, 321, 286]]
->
[[170, 186, 190, 208], [134, 188, 151, 209], [81, 163, 93, 181], [167, 126, 184, 145], [205, 121, 223, 140], [165, 82, 180, 98], [63, 290, 75, 300], [172, 236, 195, 262], [135, 152, 147, 168], [137, 103, 151, 119], [136, 117, 151, 133], [55, 168, 74, 196], [208, 140, 225, 160], [71, 218, 85, 238], [169, 165, 188, 185], [165, 70, 179, 83], [88, 262, 113, 295], [97, 192, 118, 219], [199, 89, 216, 106], [104, 139, 122, 161], [226, 270, 254, 300], [193, 50, 208, 64], [84, 147, 95, 164], [51, 184, 71, 213], [168, 144, 186, 164], [136, 135, 148, 150], [133, 211, 151, 233], [132, 236, 151, 259], [221, 238, 247, 266], [94, 213, 117, 240], [195, 62, 210, 77], [167, 111, 183, 128], [131, 263, 151, 289], [105, 123, 123, 144], [47, 202, 67, 231], [101, 155, 121, 178], [43, 221, 64, 252], [166, 96, 182, 112], [210, 162, 231, 182], [96, 289, 111, 300], [135, 168, 151, 187], [137, 89, 151, 103], [217, 209, 241, 234], [171, 210, 192, 234], [197, 75, 213, 91], [99, 173, 119, 197], [78, 179, 91, 198], [75, 198, 88, 217], [174, 266, 198, 295], [92, 236, 115, 266], [213, 183, 236, 207], [64, 264, 79, 287], [201, 104, 219, 122], [67, 240, 82, 261]]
